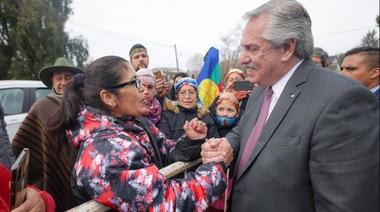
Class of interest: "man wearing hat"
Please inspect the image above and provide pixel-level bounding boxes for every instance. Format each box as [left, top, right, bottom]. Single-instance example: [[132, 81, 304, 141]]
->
[[39, 57, 84, 95], [12, 57, 83, 211]]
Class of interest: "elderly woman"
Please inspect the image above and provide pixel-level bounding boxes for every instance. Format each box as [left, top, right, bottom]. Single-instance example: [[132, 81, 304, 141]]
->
[[136, 68, 162, 125], [169, 72, 189, 101], [158, 77, 219, 141], [46, 56, 231, 211], [11, 57, 83, 212]]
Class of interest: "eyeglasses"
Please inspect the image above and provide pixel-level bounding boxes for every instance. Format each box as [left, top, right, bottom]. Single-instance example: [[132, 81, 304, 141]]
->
[[107, 78, 141, 89], [178, 90, 198, 98]]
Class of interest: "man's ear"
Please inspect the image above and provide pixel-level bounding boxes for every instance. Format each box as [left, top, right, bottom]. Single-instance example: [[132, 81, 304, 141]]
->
[[100, 89, 117, 108], [370, 67, 379, 80], [281, 38, 296, 62]]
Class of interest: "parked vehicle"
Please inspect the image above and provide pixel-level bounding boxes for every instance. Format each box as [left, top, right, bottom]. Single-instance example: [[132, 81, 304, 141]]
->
[[0, 80, 51, 141]]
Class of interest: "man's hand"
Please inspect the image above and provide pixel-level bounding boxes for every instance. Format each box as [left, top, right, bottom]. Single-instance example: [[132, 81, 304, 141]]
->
[[201, 138, 233, 166], [183, 118, 207, 140]]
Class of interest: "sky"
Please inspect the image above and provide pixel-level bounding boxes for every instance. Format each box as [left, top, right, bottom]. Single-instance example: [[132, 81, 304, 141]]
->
[[65, 0, 379, 71]]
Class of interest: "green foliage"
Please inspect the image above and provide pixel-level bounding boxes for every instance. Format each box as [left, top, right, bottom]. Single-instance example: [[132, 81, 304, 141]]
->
[[358, 29, 379, 48], [0, 0, 89, 80]]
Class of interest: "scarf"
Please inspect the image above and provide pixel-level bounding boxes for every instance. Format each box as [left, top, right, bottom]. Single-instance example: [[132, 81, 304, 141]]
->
[[143, 97, 162, 125]]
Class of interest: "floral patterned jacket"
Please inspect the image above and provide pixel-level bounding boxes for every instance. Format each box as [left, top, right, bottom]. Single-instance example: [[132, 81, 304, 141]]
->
[[67, 106, 227, 212]]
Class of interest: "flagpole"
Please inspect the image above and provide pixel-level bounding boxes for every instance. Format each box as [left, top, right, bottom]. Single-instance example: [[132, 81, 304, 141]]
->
[[174, 44, 179, 73]]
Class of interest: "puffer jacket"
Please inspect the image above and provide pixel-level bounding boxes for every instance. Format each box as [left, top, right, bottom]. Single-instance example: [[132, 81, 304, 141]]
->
[[0, 103, 15, 170], [67, 105, 227, 212], [158, 98, 219, 140]]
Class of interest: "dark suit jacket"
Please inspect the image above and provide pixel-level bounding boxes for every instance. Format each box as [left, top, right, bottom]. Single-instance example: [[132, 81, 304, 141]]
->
[[226, 58, 379, 211]]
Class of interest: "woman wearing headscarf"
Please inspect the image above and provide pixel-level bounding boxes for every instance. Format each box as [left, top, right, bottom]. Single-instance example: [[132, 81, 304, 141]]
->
[[158, 77, 219, 141], [46, 56, 231, 211], [136, 68, 162, 125], [211, 92, 240, 137], [209, 69, 251, 119], [169, 72, 189, 101], [207, 92, 241, 212]]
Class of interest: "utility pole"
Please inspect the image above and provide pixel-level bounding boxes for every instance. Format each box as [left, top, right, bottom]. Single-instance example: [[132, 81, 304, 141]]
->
[[174, 44, 179, 72]]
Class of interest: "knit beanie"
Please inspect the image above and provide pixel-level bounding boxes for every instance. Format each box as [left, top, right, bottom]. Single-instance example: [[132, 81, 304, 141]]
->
[[136, 68, 156, 84], [175, 77, 199, 94]]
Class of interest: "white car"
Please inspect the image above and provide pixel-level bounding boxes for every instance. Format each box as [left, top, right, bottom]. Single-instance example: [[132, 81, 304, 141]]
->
[[0, 80, 51, 141]]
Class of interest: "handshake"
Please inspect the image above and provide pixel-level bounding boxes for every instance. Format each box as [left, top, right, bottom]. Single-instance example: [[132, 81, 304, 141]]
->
[[201, 138, 233, 167]]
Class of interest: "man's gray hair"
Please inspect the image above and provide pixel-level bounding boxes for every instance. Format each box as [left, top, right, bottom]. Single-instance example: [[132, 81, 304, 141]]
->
[[244, 0, 314, 58]]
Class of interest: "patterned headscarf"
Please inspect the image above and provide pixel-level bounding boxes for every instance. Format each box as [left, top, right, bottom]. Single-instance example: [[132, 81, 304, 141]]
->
[[175, 77, 199, 94], [225, 69, 245, 82], [216, 92, 240, 110]]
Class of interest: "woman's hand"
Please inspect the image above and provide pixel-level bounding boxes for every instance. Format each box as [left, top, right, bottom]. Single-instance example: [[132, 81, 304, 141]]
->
[[234, 90, 251, 100], [11, 187, 46, 212], [156, 78, 169, 97], [183, 118, 207, 140], [201, 138, 233, 166]]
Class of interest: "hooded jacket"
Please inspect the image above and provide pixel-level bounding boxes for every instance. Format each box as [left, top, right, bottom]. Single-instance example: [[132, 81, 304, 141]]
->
[[67, 105, 227, 212]]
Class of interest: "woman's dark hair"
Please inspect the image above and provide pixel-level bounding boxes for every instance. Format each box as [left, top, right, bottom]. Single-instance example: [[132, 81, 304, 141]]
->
[[169, 72, 188, 100], [46, 56, 129, 154]]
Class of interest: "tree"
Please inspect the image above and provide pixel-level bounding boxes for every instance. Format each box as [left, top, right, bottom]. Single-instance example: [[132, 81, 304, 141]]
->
[[357, 29, 379, 48], [0, 0, 89, 80], [217, 22, 244, 78], [357, 15, 380, 48], [218, 23, 243, 69], [186, 53, 204, 73]]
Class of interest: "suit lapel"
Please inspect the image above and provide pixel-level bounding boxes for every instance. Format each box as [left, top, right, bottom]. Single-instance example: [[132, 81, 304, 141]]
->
[[237, 59, 312, 179]]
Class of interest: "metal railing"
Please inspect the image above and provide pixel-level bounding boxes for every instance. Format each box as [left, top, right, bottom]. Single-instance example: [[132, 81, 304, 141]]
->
[[66, 158, 202, 212]]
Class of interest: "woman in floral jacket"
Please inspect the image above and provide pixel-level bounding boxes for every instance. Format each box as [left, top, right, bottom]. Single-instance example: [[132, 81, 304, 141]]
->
[[47, 56, 232, 212]]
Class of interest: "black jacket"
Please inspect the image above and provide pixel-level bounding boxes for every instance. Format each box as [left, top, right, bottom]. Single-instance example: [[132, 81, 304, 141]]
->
[[157, 98, 219, 140]]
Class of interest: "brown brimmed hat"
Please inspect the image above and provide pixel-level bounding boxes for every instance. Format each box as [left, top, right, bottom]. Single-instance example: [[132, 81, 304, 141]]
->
[[38, 57, 83, 88]]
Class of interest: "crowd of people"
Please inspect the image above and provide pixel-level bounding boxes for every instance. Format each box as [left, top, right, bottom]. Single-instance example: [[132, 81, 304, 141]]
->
[[1, 0, 379, 211]]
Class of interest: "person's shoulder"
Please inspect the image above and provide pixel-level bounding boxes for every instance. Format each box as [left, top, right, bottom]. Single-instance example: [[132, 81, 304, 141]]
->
[[297, 59, 359, 88], [306, 67, 377, 103], [197, 104, 210, 119], [162, 98, 179, 114], [31, 93, 58, 107], [316, 68, 362, 88], [27, 94, 60, 118]]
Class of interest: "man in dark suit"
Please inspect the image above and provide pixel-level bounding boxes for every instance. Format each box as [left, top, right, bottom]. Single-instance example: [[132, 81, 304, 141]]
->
[[340, 47, 380, 101], [201, 0, 379, 211]]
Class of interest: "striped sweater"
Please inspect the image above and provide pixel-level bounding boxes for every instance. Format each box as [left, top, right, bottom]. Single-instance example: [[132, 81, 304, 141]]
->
[[11, 93, 78, 212]]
